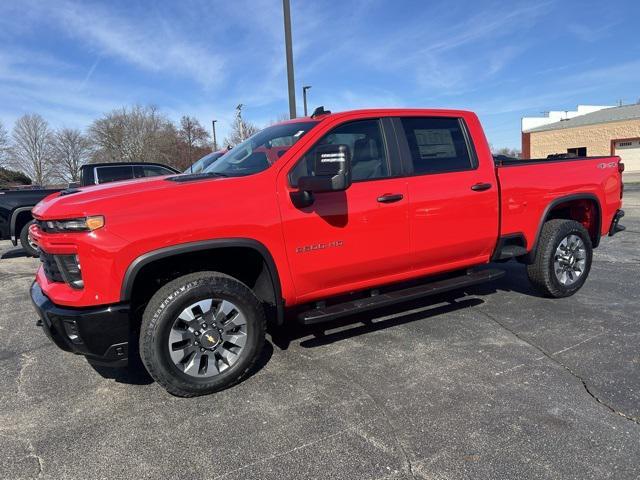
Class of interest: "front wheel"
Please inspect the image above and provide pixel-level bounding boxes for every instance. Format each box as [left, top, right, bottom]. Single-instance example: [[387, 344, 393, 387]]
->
[[140, 272, 266, 397], [20, 220, 38, 257], [526, 219, 593, 298]]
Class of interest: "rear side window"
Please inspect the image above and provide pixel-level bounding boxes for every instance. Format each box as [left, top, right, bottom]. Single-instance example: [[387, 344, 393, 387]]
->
[[400, 117, 474, 174], [95, 166, 134, 184]]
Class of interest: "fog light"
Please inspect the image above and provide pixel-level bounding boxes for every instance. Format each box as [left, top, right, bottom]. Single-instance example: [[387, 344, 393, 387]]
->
[[54, 254, 84, 289]]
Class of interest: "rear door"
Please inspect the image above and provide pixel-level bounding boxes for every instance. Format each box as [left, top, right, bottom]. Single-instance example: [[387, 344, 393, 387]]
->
[[395, 115, 499, 272], [279, 118, 411, 302]]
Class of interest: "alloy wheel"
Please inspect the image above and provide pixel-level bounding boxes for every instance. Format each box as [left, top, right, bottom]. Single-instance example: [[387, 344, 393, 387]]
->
[[167, 298, 248, 377]]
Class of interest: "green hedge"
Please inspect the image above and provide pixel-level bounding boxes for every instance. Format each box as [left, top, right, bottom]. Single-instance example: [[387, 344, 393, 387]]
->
[[0, 167, 32, 187]]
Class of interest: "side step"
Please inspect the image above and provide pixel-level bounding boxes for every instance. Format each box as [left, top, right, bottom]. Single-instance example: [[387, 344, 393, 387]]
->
[[298, 268, 505, 325], [497, 245, 528, 260]]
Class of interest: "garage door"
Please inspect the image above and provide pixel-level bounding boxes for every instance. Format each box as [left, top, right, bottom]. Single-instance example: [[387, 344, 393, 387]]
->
[[614, 139, 640, 172]]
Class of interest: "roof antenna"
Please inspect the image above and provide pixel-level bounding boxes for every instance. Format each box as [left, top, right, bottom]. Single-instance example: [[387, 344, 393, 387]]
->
[[311, 106, 331, 118]]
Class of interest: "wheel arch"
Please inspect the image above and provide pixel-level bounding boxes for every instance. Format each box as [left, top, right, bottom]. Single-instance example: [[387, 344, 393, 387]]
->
[[525, 193, 601, 263], [10, 206, 35, 244], [121, 238, 285, 325]]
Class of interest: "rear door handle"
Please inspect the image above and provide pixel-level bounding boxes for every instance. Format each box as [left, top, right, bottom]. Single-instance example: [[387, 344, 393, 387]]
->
[[471, 183, 492, 192], [377, 193, 404, 203]]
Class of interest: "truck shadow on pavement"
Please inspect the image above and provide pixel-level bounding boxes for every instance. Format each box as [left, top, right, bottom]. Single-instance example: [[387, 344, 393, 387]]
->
[[272, 295, 486, 350], [84, 262, 534, 388], [1, 247, 30, 259], [88, 340, 275, 388], [272, 261, 539, 351]]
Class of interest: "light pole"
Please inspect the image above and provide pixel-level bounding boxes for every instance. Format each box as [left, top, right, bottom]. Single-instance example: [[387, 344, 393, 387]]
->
[[283, 0, 296, 119], [302, 85, 312, 117], [236, 104, 245, 141], [211, 120, 218, 151]]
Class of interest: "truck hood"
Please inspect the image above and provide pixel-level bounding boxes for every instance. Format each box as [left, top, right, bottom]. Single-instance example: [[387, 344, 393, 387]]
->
[[32, 174, 225, 219]]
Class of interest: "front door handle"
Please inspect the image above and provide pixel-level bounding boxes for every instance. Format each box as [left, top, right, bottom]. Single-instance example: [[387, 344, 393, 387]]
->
[[471, 183, 492, 192], [377, 193, 404, 203]]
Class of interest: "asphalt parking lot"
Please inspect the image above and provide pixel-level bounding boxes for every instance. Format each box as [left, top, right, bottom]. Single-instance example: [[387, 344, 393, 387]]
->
[[1, 187, 639, 480]]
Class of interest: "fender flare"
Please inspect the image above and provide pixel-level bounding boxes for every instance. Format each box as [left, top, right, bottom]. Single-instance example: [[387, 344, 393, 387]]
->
[[527, 193, 602, 263], [10, 206, 35, 243], [120, 238, 285, 325]]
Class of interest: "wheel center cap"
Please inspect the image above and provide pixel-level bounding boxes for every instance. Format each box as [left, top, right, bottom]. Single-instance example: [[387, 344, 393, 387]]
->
[[200, 329, 221, 349]]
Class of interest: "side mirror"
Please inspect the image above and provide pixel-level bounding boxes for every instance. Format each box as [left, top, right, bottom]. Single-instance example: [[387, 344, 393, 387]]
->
[[298, 144, 352, 193]]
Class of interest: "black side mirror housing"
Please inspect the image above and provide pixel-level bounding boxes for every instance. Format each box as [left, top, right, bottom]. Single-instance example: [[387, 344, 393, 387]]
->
[[298, 144, 352, 193]]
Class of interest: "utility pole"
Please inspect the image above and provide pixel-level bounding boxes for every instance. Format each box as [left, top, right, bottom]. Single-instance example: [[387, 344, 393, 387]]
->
[[211, 120, 218, 151], [283, 0, 296, 119], [302, 85, 312, 116], [236, 104, 245, 141]]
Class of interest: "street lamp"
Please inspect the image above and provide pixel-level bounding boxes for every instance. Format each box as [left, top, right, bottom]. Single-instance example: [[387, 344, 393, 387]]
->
[[302, 85, 312, 117], [211, 120, 218, 151], [283, 0, 296, 119]]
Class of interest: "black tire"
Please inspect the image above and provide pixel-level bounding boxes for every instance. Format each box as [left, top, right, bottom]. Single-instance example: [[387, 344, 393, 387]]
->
[[19, 220, 38, 257], [526, 219, 593, 298], [139, 271, 266, 397]]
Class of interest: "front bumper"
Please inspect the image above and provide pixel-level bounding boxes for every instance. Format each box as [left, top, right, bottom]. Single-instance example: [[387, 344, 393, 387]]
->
[[609, 209, 625, 236], [30, 282, 131, 366]]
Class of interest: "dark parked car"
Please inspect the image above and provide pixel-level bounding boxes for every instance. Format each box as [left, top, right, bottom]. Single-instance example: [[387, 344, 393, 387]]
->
[[0, 162, 178, 256]]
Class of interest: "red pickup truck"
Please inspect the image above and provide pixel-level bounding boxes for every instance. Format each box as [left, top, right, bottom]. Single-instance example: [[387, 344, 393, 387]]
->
[[29, 108, 625, 397]]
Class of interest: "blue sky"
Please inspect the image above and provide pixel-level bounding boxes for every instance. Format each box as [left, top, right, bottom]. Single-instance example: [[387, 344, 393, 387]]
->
[[0, 0, 639, 148]]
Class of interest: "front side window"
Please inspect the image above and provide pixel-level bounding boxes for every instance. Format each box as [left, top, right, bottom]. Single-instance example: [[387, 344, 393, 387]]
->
[[400, 117, 474, 174], [204, 121, 318, 177], [289, 119, 389, 186], [95, 166, 134, 184]]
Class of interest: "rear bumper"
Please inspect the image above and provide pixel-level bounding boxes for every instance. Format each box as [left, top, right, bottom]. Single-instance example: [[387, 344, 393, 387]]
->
[[609, 209, 625, 236], [30, 282, 130, 366]]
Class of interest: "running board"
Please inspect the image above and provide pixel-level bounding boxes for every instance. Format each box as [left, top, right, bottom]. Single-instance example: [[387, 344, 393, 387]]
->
[[298, 268, 505, 325]]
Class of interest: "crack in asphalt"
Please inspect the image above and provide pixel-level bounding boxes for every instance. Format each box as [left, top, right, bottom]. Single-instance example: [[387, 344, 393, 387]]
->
[[477, 309, 640, 426], [17, 353, 36, 401], [0, 432, 44, 479], [319, 362, 418, 480]]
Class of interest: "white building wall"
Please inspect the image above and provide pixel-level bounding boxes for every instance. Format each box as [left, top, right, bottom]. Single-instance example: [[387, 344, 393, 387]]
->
[[522, 105, 613, 132]]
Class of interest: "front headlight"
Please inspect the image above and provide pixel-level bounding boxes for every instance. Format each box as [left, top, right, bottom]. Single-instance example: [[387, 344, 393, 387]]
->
[[43, 216, 105, 233]]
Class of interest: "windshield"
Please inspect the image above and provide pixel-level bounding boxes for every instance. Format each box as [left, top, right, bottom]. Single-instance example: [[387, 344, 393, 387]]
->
[[204, 121, 318, 177], [185, 151, 225, 174]]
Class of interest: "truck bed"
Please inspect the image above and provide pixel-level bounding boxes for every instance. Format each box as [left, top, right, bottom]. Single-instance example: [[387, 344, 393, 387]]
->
[[496, 156, 623, 251]]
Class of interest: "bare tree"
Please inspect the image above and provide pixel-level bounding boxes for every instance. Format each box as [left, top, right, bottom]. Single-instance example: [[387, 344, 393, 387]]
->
[[11, 114, 53, 186], [223, 115, 259, 147], [492, 147, 521, 158], [0, 121, 9, 167], [178, 116, 209, 166], [52, 128, 90, 182], [89, 105, 175, 164]]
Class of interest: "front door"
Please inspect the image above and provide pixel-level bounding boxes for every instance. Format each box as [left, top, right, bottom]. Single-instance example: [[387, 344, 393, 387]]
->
[[279, 118, 411, 303]]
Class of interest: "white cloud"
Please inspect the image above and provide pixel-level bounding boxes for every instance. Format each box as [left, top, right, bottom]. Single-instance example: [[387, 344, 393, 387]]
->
[[27, 0, 226, 89]]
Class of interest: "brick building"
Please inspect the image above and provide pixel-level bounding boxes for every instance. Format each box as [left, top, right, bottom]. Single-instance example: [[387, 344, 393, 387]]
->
[[522, 104, 640, 172]]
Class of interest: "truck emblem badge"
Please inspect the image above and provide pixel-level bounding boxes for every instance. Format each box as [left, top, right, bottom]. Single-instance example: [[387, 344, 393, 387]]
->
[[296, 240, 344, 254]]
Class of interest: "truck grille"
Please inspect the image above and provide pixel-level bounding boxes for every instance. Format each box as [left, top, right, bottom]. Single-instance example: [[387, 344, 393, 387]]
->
[[39, 250, 64, 283]]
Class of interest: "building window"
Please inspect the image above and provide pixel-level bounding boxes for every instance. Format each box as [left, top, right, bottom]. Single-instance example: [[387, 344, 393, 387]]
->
[[618, 141, 632, 147], [567, 147, 587, 157]]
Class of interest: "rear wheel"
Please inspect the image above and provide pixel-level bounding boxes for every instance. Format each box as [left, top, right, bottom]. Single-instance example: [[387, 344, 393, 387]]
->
[[527, 219, 593, 297], [19, 220, 38, 257], [139, 271, 266, 397]]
